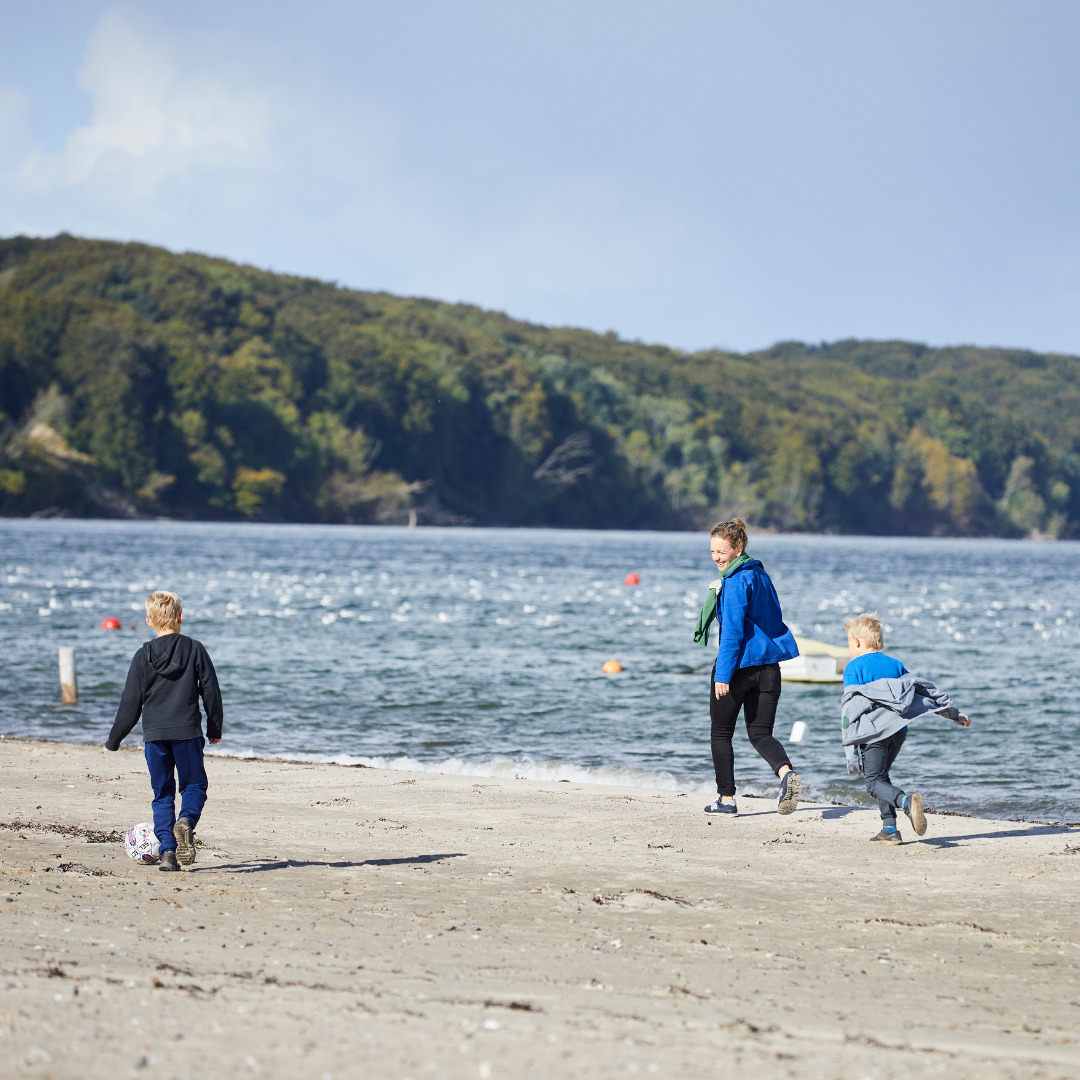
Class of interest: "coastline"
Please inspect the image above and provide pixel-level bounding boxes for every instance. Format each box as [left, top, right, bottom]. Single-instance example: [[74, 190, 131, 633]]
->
[[1, 737, 1078, 1079], [5, 512, 1076, 539], [6, 734, 1077, 828]]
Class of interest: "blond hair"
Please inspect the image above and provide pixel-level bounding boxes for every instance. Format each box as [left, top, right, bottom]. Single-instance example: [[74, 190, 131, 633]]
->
[[145, 591, 183, 632], [710, 516, 748, 551], [844, 612, 883, 651]]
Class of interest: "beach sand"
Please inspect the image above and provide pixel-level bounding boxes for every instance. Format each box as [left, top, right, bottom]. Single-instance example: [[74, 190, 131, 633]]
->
[[1, 738, 1077, 1079]]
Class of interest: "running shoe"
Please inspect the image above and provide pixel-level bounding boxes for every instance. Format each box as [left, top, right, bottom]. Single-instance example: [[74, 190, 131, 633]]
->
[[704, 797, 738, 815], [777, 771, 801, 815], [870, 829, 903, 845], [174, 818, 197, 865], [904, 792, 927, 836]]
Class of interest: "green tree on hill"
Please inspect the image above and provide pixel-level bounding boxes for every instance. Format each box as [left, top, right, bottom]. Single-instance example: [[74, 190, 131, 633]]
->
[[1, 233, 1078, 537]]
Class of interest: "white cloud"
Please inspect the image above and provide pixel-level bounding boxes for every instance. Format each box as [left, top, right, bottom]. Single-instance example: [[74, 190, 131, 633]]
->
[[1, 6, 675, 332], [17, 8, 271, 199]]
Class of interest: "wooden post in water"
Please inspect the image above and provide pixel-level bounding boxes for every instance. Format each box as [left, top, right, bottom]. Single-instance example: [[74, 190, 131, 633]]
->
[[59, 647, 78, 704]]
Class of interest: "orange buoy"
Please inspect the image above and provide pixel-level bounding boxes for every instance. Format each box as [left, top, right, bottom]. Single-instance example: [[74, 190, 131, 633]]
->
[[101, 617, 122, 630], [602, 659, 623, 674], [624, 572, 640, 586]]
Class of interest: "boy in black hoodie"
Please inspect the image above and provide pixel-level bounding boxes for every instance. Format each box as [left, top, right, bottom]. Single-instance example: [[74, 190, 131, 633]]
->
[[105, 591, 223, 872]]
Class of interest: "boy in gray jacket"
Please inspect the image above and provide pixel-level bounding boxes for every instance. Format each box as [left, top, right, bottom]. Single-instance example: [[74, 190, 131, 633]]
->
[[841, 613, 970, 844]]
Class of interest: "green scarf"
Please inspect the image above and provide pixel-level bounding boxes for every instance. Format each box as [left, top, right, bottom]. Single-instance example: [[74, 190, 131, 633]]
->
[[692, 553, 752, 648]]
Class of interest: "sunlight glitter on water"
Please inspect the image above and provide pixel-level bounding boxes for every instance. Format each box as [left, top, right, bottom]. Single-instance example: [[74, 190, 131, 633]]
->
[[1, 520, 1078, 822]]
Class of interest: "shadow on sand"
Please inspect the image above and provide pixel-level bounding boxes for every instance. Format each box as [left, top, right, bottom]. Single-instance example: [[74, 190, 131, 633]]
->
[[920, 823, 1078, 849], [735, 804, 859, 819], [714, 805, 1077, 845], [192, 852, 469, 873]]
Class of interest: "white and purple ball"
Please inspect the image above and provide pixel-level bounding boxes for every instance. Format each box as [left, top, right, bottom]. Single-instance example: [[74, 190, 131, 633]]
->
[[125, 822, 161, 864]]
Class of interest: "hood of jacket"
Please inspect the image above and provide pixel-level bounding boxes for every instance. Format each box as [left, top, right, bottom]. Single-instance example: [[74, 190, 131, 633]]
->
[[726, 557, 761, 579], [145, 633, 190, 677]]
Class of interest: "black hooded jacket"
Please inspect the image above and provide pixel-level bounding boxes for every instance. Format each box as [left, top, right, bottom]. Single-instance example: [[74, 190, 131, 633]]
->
[[105, 633, 223, 749]]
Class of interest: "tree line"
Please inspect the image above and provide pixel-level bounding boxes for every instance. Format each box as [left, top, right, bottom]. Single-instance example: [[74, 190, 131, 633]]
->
[[2, 234, 1078, 537]]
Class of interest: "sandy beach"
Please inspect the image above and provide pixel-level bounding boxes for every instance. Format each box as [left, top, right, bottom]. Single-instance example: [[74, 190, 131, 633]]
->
[[1, 738, 1078, 1079]]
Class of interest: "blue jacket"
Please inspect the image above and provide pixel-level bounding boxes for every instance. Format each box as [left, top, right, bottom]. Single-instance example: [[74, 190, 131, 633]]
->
[[712, 559, 798, 684]]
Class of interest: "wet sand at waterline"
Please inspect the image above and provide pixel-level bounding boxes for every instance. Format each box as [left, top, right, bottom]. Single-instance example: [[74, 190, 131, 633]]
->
[[1, 739, 1078, 1079]]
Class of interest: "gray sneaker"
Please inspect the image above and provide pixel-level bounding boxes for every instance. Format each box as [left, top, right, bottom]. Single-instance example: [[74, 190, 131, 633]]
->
[[870, 829, 903, 845], [173, 818, 196, 865]]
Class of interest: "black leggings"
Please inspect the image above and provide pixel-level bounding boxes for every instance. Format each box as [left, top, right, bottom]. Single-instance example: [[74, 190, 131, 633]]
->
[[709, 663, 792, 796]]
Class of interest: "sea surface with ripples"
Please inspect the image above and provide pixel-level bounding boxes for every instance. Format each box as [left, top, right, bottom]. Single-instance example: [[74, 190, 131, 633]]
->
[[2, 519, 1077, 823]]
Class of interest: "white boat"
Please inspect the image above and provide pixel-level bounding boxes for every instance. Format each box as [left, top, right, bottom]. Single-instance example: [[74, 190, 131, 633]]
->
[[779, 637, 849, 683]]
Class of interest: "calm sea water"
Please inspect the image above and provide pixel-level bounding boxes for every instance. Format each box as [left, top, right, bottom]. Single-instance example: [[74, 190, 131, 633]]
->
[[1, 520, 1077, 823]]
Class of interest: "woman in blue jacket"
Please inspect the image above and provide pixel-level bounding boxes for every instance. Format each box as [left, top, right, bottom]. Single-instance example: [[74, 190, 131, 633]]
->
[[695, 518, 801, 816]]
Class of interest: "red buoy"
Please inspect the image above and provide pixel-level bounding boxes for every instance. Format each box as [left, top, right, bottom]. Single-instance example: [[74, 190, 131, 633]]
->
[[101, 617, 122, 630], [624, 572, 640, 586]]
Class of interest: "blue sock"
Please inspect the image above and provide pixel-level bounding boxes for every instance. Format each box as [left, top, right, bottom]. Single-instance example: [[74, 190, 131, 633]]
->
[[898, 794, 909, 811], [882, 824, 897, 833]]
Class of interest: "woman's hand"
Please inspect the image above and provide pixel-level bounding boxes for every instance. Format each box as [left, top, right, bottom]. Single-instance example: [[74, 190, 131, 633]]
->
[[714, 681, 730, 699]]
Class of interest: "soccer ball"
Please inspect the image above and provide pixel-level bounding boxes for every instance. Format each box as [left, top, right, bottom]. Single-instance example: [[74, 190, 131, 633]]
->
[[125, 822, 160, 864]]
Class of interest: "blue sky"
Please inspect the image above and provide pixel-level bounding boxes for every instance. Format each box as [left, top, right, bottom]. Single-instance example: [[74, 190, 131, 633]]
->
[[1, 1, 1078, 355]]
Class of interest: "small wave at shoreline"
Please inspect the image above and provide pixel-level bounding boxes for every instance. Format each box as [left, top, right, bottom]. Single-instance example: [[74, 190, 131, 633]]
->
[[198, 748, 1080, 823], [6, 734, 1072, 823], [211, 747, 885, 809], [209, 745, 718, 793]]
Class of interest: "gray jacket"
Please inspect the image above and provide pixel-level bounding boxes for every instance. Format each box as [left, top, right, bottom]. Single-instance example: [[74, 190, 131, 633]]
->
[[840, 673, 967, 773]]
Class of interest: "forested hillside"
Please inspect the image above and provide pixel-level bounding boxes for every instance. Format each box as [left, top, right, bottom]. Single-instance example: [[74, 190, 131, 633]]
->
[[2, 234, 1078, 536]]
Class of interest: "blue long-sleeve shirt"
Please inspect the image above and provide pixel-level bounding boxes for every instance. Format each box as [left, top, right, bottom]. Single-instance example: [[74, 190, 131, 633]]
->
[[843, 650, 908, 686], [843, 649, 909, 737]]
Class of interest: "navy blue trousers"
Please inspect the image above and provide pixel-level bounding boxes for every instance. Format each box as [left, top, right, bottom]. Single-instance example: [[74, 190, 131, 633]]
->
[[144, 737, 208, 852]]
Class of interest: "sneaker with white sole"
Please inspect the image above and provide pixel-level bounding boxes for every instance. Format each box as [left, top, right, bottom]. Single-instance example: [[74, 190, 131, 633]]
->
[[173, 818, 196, 865], [704, 797, 738, 816]]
